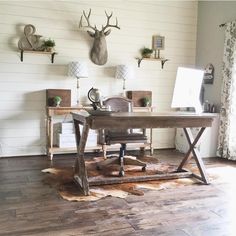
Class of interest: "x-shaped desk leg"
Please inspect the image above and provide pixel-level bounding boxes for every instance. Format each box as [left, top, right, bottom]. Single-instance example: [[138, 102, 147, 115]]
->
[[73, 119, 90, 195], [177, 127, 210, 184]]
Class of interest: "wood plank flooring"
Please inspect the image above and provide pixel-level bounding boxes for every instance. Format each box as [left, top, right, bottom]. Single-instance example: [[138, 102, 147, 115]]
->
[[0, 150, 236, 236]]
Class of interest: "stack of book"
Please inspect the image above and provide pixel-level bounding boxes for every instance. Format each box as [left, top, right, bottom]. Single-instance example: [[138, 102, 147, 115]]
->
[[54, 122, 98, 148], [54, 122, 75, 148]]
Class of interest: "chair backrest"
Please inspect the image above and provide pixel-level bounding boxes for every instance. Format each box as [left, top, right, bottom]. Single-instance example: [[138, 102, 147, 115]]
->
[[98, 97, 133, 144], [102, 96, 133, 112]]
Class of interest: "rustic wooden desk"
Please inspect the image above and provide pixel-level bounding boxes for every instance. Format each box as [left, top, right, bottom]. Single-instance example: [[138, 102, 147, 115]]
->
[[71, 111, 217, 195]]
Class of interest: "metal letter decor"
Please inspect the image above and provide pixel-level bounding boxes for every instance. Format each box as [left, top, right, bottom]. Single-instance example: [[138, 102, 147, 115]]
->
[[18, 24, 43, 51]]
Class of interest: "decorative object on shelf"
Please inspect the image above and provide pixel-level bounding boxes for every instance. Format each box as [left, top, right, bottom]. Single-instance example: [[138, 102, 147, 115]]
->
[[87, 87, 102, 110], [142, 97, 151, 107], [135, 34, 169, 68], [79, 9, 120, 65], [126, 90, 152, 107], [53, 96, 62, 107], [68, 61, 88, 105], [152, 35, 165, 59], [203, 63, 214, 84], [18, 24, 42, 51], [115, 65, 133, 96], [42, 38, 56, 52], [18, 24, 57, 63], [203, 100, 216, 113], [141, 47, 153, 58], [203, 100, 210, 112], [46, 89, 71, 107]]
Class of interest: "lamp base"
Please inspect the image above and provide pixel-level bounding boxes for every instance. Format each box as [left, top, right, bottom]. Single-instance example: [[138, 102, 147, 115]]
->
[[122, 90, 126, 97], [76, 78, 80, 106]]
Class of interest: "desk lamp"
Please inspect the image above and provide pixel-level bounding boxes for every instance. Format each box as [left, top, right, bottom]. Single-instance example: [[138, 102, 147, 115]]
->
[[68, 61, 88, 105]]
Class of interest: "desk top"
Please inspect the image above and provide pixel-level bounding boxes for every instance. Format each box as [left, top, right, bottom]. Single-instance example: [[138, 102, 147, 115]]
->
[[46, 106, 153, 116], [71, 111, 217, 129]]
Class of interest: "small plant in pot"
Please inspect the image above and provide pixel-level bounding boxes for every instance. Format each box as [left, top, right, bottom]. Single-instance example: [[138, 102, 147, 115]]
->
[[42, 38, 56, 52], [142, 97, 151, 107], [141, 47, 153, 58], [53, 96, 62, 107]]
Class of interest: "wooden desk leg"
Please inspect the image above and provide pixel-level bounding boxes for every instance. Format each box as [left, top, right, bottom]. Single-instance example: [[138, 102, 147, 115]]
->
[[73, 119, 90, 195], [177, 127, 209, 184], [47, 116, 53, 160], [46, 115, 49, 157], [150, 128, 153, 155]]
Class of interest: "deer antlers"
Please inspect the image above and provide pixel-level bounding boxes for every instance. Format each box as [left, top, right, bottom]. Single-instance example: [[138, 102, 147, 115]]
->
[[79, 9, 120, 32], [79, 9, 97, 31], [102, 11, 120, 31]]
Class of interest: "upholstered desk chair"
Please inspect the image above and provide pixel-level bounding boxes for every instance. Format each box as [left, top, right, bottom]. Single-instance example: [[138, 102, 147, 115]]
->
[[98, 96, 147, 177]]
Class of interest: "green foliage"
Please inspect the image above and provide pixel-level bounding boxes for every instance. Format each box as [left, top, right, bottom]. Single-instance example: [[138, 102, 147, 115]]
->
[[54, 96, 62, 103], [141, 47, 153, 56], [43, 38, 56, 48], [142, 97, 151, 106]]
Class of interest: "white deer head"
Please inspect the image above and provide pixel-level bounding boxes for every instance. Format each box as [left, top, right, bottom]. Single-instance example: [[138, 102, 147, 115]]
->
[[79, 9, 120, 65]]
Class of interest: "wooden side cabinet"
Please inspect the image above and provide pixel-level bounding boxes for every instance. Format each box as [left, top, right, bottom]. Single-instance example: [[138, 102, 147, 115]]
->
[[46, 106, 102, 160], [46, 106, 154, 160]]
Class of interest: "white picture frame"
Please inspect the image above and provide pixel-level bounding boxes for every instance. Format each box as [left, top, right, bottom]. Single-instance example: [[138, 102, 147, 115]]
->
[[152, 35, 165, 50]]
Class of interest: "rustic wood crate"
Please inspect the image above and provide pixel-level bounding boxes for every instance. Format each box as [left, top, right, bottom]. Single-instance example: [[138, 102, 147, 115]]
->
[[46, 89, 71, 107], [126, 90, 152, 107]]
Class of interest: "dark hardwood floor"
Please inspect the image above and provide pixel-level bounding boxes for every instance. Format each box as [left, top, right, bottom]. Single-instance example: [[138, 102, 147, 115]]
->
[[0, 150, 236, 236]]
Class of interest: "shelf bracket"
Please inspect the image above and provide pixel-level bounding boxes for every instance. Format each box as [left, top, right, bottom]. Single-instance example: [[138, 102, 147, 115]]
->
[[137, 58, 144, 67], [161, 59, 169, 69], [51, 52, 56, 63], [20, 50, 23, 62]]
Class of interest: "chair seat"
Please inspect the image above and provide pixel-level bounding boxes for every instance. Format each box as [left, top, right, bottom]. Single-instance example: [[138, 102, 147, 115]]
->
[[106, 133, 147, 144]]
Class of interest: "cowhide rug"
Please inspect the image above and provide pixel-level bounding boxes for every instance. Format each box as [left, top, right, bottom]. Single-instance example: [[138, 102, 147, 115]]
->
[[41, 156, 231, 202]]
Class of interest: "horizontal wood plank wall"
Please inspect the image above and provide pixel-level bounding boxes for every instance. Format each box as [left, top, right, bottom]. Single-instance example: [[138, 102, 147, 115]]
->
[[0, 1, 198, 157]]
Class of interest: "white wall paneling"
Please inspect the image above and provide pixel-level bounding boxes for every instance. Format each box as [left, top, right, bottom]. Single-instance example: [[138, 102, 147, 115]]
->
[[0, 1, 198, 157]]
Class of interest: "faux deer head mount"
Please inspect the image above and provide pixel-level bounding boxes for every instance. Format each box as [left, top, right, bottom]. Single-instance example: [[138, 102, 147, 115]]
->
[[79, 9, 120, 65]]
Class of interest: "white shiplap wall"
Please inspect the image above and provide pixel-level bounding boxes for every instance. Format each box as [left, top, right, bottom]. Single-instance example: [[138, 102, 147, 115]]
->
[[0, 1, 198, 157]]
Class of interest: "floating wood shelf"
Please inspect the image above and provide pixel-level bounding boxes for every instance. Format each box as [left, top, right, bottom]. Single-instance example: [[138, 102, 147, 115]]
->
[[20, 50, 57, 63], [136, 57, 169, 69]]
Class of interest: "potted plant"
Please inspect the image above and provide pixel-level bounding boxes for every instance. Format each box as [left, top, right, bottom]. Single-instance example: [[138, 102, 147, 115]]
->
[[142, 97, 151, 107], [42, 38, 56, 52], [53, 96, 62, 107], [141, 47, 153, 58]]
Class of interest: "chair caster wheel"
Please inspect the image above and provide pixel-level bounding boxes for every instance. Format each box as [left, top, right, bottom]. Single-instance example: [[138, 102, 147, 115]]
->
[[142, 166, 146, 172], [119, 170, 125, 177]]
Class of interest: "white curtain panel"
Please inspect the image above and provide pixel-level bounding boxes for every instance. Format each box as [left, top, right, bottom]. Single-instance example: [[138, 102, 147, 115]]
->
[[217, 20, 236, 160]]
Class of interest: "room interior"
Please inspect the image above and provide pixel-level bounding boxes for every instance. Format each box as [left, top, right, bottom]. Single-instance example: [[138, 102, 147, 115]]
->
[[1, 1, 236, 235]]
